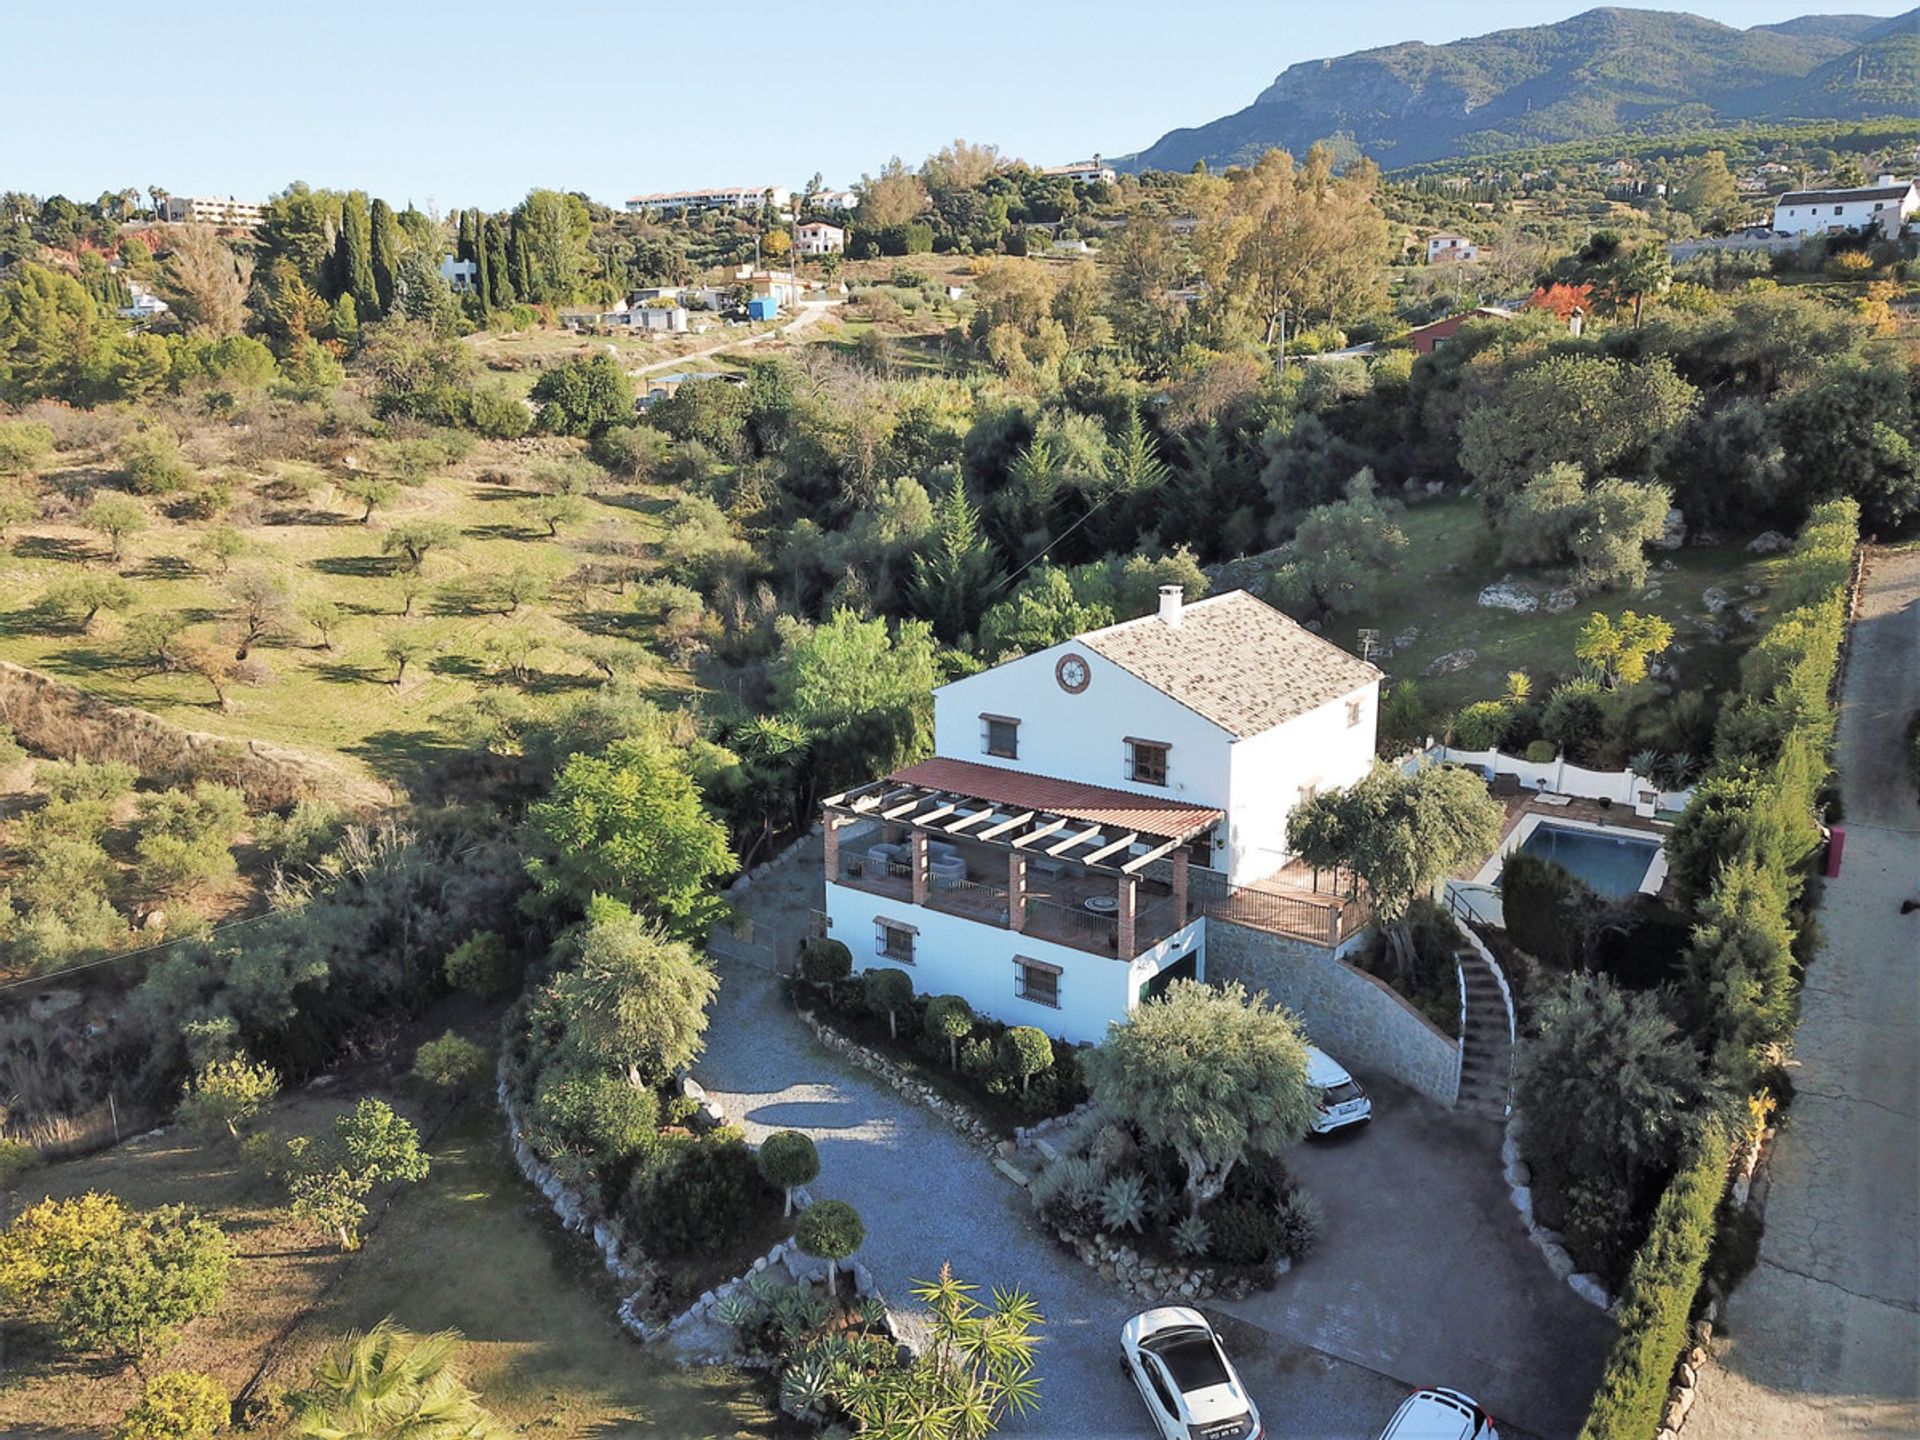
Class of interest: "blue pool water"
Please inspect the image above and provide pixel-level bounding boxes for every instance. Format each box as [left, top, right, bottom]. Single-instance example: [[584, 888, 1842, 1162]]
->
[[1512, 824, 1660, 898]]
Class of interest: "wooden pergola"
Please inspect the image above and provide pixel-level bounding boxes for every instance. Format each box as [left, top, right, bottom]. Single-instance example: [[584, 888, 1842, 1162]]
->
[[822, 759, 1223, 957]]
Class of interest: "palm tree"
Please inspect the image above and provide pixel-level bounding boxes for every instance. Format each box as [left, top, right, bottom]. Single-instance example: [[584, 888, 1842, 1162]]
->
[[296, 1319, 507, 1440], [1611, 245, 1672, 330]]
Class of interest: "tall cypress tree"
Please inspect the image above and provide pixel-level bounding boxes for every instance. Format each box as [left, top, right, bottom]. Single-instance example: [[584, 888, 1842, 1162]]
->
[[483, 217, 513, 309], [456, 208, 476, 266], [338, 192, 377, 317], [508, 215, 536, 305], [369, 198, 401, 316]]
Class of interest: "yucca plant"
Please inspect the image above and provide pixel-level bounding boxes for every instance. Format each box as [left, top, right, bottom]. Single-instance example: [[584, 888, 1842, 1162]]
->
[[295, 1318, 508, 1440], [1098, 1173, 1148, 1234], [1171, 1213, 1213, 1259]]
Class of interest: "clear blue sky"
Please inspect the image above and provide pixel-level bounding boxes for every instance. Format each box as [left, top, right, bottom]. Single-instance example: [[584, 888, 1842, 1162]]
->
[[7, 1, 1911, 211]]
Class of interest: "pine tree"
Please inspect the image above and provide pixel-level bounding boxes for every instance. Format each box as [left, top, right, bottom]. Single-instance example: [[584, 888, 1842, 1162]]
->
[[369, 198, 401, 316], [910, 482, 1003, 643], [336, 192, 377, 317]]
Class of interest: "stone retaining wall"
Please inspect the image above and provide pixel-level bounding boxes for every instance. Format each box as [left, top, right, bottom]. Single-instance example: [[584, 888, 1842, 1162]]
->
[[1500, 1124, 1614, 1312], [1205, 919, 1461, 1106]]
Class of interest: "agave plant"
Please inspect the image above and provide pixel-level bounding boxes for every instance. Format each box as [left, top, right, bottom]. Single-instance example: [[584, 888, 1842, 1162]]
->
[[778, 1349, 838, 1418], [1098, 1173, 1148, 1234], [1662, 752, 1698, 788], [1628, 748, 1662, 781], [712, 1291, 756, 1332], [1061, 1155, 1106, 1207], [858, 1296, 889, 1330], [1171, 1213, 1213, 1259]]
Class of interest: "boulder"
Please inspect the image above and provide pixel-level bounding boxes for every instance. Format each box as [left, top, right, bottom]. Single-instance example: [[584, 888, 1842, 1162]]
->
[[1089, 1124, 1139, 1174], [1544, 588, 1580, 614], [1702, 586, 1731, 613], [1540, 1242, 1575, 1282], [1652, 507, 1687, 550], [1425, 648, 1478, 677], [1478, 579, 1540, 613], [1510, 1184, 1534, 1227], [1747, 530, 1790, 554], [1569, 1273, 1611, 1308]]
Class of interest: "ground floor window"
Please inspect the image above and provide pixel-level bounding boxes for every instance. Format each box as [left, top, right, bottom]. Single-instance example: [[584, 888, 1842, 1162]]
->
[[874, 917, 916, 963], [1014, 955, 1061, 1008]]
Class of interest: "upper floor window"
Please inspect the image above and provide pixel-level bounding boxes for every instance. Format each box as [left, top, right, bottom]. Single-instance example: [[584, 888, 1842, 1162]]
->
[[1346, 699, 1363, 728], [980, 714, 1019, 760], [1127, 738, 1170, 787]]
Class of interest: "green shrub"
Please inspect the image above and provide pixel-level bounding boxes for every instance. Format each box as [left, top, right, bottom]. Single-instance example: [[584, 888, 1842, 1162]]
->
[[1579, 1124, 1730, 1440], [1500, 852, 1584, 968], [444, 930, 518, 997], [925, 995, 974, 1069], [0, 1137, 42, 1190], [799, 937, 852, 985], [0, 420, 54, 475], [533, 1063, 661, 1194], [862, 966, 914, 1037], [1449, 700, 1510, 751], [794, 1199, 864, 1293], [1003, 1026, 1053, 1095], [114, 1368, 229, 1440], [1524, 739, 1558, 763], [120, 430, 192, 495], [624, 1131, 774, 1257], [467, 386, 531, 439], [413, 1031, 488, 1091], [757, 1129, 820, 1216], [1206, 1199, 1276, 1266], [1272, 1187, 1325, 1261], [1542, 680, 1607, 765]]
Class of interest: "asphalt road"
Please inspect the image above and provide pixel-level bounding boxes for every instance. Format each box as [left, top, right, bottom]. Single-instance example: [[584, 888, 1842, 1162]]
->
[[1690, 541, 1920, 1438]]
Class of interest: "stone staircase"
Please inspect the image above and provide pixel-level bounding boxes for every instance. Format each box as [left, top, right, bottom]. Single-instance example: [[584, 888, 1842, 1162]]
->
[[1456, 951, 1515, 1121]]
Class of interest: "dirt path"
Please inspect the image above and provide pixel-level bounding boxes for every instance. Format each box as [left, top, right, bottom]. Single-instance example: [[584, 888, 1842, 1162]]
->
[[1690, 542, 1920, 1438], [628, 301, 838, 377]]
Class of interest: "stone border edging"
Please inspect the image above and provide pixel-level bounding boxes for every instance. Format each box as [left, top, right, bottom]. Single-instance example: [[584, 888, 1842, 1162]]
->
[[1501, 1124, 1615, 1311], [1655, 1120, 1772, 1438], [795, 1007, 1003, 1152]]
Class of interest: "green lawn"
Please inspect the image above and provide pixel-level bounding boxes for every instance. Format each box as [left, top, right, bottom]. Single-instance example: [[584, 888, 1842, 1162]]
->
[[1361, 496, 1788, 715], [0, 456, 688, 783], [0, 1089, 778, 1439]]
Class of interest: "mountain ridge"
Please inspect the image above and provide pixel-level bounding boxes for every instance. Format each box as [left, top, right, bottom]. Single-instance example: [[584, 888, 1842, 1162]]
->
[[1119, 6, 1918, 172]]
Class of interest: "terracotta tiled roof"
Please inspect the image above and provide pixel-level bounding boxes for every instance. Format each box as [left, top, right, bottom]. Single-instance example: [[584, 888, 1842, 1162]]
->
[[888, 757, 1221, 841], [1079, 591, 1381, 739]]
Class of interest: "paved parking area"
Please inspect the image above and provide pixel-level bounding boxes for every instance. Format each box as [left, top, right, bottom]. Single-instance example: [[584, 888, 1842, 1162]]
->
[[1215, 1075, 1611, 1439]]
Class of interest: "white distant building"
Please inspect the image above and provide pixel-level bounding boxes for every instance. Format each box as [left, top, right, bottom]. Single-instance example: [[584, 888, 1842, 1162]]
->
[[795, 221, 845, 255], [812, 188, 859, 211], [160, 195, 264, 227], [625, 185, 792, 214], [1772, 176, 1918, 237], [819, 588, 1381, 1043], [119, 280, 169, 322], [1043, 159, 1118, 185], [633, 303, 689, 332], [440, 257, 478, 293], [1426, 233, 1479, 264]]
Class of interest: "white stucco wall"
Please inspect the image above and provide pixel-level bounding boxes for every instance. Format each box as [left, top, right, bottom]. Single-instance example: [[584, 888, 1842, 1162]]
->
[[932, 645, 1378, 884], [1224, 681, 1378, 883], [1771, 190, 1916, 236], [823, 879, 1204, 1045]]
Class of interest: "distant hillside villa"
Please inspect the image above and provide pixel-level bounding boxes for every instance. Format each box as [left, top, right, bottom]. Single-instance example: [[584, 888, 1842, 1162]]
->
[[625, 185, 792, 214], [1042, 159, 1118, 185], [820, 588, 1381, 1043], [1772, 175, 1917, 237]]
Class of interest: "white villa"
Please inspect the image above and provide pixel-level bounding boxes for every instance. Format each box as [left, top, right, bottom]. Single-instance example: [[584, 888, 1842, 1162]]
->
[[795, 220, 845, 255], [1772, 176, 1917, 237], [1426, 233, 1479, 263], [820, 587, 1381, 1044]]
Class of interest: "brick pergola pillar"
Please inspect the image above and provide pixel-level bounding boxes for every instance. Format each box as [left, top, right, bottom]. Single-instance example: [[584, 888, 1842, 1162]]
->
[[1116, 873, 1137, 956], [1008, 851, 1028, 932], [1172, 848, 1189, 922], [823, 815, 841, 878], [910, 829, 930, 906]]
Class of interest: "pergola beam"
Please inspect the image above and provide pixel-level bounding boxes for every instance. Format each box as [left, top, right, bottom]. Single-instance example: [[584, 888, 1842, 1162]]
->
[[1081, 831, 1140, 867], [1045, 825, 1107, 858], [941, 808, 995, 834], [976, 809, 1037, 841], [911, 802, 959, 829], [1121, 836, 1186, 874], [881, 791, 937, 820], [1010, 816, 1070, 849]]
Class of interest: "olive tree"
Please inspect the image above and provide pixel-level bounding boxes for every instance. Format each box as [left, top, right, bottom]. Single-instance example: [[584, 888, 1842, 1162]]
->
[[1083, 979, 1316, 1215]]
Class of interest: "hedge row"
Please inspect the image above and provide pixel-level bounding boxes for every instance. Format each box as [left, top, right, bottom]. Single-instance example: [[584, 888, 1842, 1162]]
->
[[1579, 1122, 1733, 1440], [1582, 499, 1857, 1438]]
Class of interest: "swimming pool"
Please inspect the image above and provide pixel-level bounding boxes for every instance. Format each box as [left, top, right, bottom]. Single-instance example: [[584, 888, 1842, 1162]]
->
[[1512, 823, 1662, 898]]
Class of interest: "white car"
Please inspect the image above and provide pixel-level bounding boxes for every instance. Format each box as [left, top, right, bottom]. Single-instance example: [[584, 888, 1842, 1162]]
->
[[1121, 1307, 1263, 1440], [1306, 1045, 1372, 1134], [1378, 1387, 1499, 1439]]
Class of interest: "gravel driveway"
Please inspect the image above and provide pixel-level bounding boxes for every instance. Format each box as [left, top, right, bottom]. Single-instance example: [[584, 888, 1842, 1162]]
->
[[698, 958, 1412, 1438]]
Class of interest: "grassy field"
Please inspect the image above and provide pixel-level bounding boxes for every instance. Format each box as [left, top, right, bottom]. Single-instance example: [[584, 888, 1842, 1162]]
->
[[0, 1086, 779, 1439], [1355, 495, 1788, 714], [0, 452, 688, 784]]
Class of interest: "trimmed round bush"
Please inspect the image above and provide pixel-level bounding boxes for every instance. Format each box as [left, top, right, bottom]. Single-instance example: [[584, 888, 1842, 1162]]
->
[[1004, 1026, 1054, 1095], [795, 1198, 865, 1293], [758, 1129, 820, 1215], [925, 995, 974, 1069], [1524, 739, 1558, 763], [799, 938, 852, 984], [412, 1032, 488, 1091], [862, 966, 915, 1038]]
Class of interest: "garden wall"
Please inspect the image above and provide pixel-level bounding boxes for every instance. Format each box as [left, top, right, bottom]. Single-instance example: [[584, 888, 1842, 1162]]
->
[[1205, 919, 1460, 1106], [0, 661, 387, 812], [1433, 743, 1694, 813]]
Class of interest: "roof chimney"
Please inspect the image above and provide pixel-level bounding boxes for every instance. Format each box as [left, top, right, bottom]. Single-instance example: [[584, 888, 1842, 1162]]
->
[[1877, 173, 1897, 187], [1158, 584, 1184, 628]]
